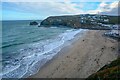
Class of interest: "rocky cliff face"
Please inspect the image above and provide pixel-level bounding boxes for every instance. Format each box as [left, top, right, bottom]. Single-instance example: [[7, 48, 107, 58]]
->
[[40, 15, 81, 28]]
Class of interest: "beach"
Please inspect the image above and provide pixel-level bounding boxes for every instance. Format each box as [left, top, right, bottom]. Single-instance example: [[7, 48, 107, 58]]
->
[[29, 30, 118, 78], [2, 1, 120, 79]]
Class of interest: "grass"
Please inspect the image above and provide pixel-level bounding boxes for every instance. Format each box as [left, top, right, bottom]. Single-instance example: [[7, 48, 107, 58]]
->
[[86, 58, 120, 80]]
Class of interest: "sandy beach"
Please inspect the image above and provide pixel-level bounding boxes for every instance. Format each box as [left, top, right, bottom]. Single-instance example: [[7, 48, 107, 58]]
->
[[30, 30, 118, 78]]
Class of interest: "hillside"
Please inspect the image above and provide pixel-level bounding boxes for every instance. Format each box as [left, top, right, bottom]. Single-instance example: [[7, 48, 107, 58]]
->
[[108, 16, 120, 24], [86, 58, 120, 80], [40, 14, 120, 29]]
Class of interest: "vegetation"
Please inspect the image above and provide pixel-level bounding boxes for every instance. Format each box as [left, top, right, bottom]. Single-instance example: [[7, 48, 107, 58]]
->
[[86, 58, 120, 80], [40, 14, 120, 29], [96, 15, 120, 24], [108, 16, 120, 24]]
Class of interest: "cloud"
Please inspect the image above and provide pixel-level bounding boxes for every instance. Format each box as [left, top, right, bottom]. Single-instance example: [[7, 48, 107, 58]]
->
[[2, 0, 118, 2], [100, 5, 119, 16], [2, 0, 119, 20], [9, 2, 84, 16], [99, 2, 108, 8], [87, 1, 119, 16], [99, 1, 119, 15]]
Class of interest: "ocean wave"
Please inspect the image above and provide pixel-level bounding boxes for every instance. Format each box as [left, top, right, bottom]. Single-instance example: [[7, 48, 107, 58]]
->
[[50, 27, 57, 28], [2, 42, 24, 48], [1, 29, 87, 78]]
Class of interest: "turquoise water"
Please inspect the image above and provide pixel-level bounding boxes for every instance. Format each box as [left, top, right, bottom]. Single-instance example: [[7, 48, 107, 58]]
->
[[2, 20, 68, 57], [1, 20, 86, 78]]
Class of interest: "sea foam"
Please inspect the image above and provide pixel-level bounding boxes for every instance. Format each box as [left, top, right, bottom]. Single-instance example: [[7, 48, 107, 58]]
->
[[1, 29, 87, 78]]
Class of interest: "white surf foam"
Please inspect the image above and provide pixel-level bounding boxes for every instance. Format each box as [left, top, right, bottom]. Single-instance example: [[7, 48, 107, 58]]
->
[[1, 29, 87, 78]]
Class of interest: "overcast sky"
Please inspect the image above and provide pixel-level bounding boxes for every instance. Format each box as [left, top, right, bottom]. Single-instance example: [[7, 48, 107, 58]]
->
[[1, 0, 119, 20]]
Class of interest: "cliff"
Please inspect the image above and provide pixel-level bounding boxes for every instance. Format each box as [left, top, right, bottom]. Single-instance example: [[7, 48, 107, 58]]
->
[[40, 15, 81, 29], [40, 14, 120, 29]]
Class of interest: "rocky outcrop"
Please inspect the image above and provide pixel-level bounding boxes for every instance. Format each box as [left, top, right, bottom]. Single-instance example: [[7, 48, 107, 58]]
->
[[30, 21, 38, 25]]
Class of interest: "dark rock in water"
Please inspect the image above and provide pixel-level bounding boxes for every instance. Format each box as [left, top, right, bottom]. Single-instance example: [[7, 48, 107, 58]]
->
[[38, 25, 41, 27], [30, 21, 38, 25]]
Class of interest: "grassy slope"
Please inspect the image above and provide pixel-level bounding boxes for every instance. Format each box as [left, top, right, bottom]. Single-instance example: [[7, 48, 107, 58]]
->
[[86, 58, 120, 80], [108, 16, 120, 24]]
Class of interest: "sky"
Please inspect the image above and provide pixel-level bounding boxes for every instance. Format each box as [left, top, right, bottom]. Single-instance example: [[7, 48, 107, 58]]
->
[[0, 0, 119, 20]]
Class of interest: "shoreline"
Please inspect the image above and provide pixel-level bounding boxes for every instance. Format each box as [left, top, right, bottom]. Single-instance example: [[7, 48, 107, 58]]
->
[[30, 30, 118, 78], [26, 29, 88, 78]]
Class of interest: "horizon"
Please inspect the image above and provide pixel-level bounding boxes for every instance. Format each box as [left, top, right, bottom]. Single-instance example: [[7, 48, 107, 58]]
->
[[1, 0, 119, 20], [1, 14, 120, 21]]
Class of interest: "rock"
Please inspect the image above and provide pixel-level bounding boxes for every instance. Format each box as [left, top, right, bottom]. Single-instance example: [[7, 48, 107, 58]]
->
[[30, 21, 38, 25]]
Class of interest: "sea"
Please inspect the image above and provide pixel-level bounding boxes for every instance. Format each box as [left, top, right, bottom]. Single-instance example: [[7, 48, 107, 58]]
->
[[1, 20, 86, 78]]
